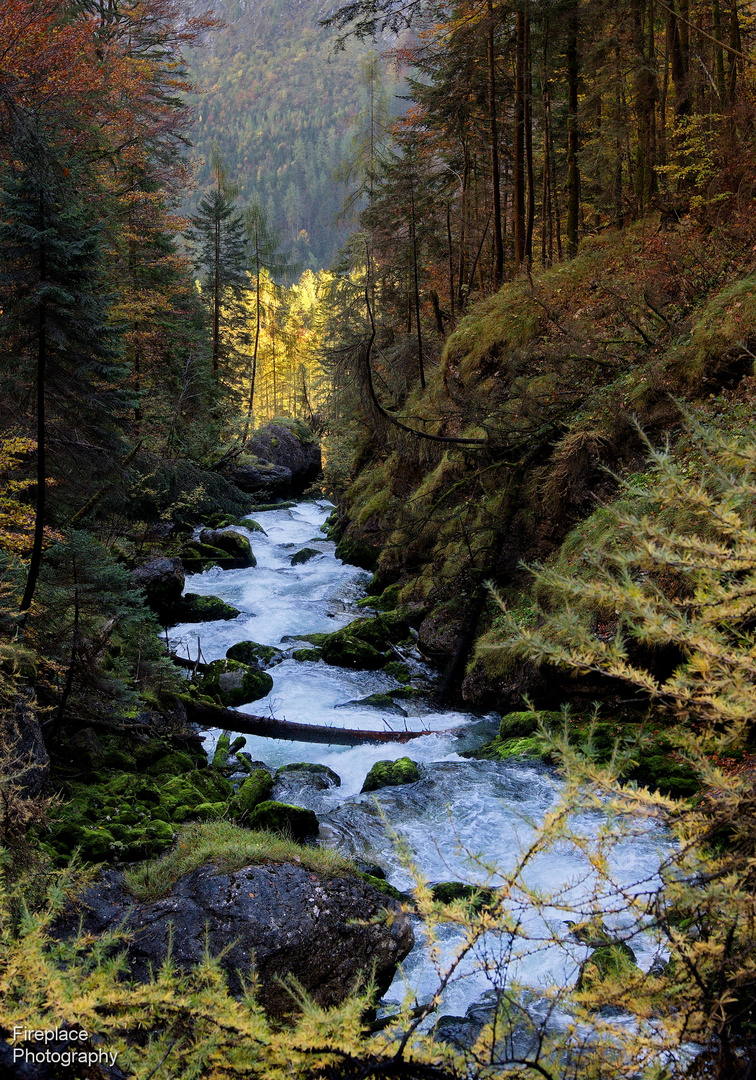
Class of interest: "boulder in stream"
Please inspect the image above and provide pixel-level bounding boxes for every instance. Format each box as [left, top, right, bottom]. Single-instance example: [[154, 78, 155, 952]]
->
[[198, 659, 273, 707], [54, 862, 413, 1019], [361, 757, 420, 793], [131, 556, 185, 622], [171, 593, 241, 624], [247, 799, 319, 840], [199, 527, 256, 567], [226, 640, 282, 668]]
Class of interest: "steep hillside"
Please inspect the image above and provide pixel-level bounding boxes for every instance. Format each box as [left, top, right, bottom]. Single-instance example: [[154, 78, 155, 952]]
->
[[331, 210, 756, 710], [184, 0, 401, 268]]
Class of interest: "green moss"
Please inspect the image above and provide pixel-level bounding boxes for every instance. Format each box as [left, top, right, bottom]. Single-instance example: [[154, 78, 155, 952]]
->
[[335, 536, 380, 571], [124, 820, 357, 902], [431, 882, 498, 911], [247, 800, 319, 840], [292, 648, 322, 662], [498, 710, 562, 739], [383, 661, 411, 683], [361, 757, 420, 793]]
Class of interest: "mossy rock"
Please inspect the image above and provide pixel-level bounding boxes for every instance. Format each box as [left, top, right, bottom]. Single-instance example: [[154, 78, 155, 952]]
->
[[291, 547, 320, 565], [226, 640, 281, 668], [282, 632, 328, 646], [320, 635, 387, 670], [44, 755, 236, 865], [145, 751, 197, 777], [431, 882, 498, 911], [198, 659, 273, 707], [389, 687, 427, 701], [319, 614, 412, 670], [247, 800, 319, 840], [292, 648, 322, 662], [172, 593, 240, 624], [498, 710, 562, 740], [199, 528, 256, 567], [627, 751, 699, 797], [321, 510, 342, 540], [209, 730, 245, 773], [464, 734, 552, 763], [334, 536, 380, 571], [383, 661, 411, 683], [361, 757, 420, 793], [249, 500, 296, 512], [364, 583, 403, 612], [576, 942, 638, 992]]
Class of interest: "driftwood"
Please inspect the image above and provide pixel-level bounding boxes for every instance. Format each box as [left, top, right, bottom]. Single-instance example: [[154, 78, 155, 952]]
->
[[185, 698, 448, 746]]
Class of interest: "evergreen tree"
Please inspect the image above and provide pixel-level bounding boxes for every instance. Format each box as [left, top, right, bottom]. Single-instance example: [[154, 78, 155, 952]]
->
[[0, 142, 126, 613], [187, 159, 248, 379]]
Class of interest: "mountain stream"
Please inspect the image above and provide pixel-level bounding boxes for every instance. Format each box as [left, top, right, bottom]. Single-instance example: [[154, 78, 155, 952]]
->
[[170, 499, 670, 1032]]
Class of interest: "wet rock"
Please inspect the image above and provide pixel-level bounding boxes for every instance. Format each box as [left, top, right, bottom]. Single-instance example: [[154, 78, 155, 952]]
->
[[383, 660, 411, 683], [55, 862, 413, 1019], [291, 546, 320, 565], [335, 693, 408, 717], [198, 528, 256, 567], [334, 536, 379, 570], [417, 605, 467, 664], [361, 757, 420, 793], [246, 420, 321, 488], [131, 556, 185, 622], [218, 459, 293, 496], [226, 640, 282, 668], [275, 762, 341, 788], [247, 800, 319, 840], [198, 659, 273, 707], [171, 593, 240, 624]]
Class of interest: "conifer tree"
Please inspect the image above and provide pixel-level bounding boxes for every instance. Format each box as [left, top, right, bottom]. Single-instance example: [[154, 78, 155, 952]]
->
[[0, 142, 126, 613]]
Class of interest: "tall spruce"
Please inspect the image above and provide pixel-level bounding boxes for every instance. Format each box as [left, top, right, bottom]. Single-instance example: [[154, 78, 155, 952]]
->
[[0, 144, 126, 613]]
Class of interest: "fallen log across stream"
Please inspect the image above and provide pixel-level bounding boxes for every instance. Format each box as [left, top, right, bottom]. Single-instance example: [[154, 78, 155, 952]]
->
[[185, 697, 453, 746]]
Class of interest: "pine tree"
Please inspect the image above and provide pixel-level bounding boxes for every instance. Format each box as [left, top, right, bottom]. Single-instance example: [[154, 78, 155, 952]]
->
[[0, 143, 126, 613], [187, 159, 248, 379]]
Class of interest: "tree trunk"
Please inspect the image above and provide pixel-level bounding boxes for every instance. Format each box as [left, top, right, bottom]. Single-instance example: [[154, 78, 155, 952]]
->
[[565, 2, 581, 258], [487, 0, 504, 287]]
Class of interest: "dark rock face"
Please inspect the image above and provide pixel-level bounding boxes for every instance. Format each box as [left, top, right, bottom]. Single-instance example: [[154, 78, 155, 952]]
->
[[219, 459, 294, 496], [0, 690, 49, 798], [57, 864, 413, 1018], [131, 557, 185, 622], [217, 422, 321, 499], [246, 421, 321, 489]]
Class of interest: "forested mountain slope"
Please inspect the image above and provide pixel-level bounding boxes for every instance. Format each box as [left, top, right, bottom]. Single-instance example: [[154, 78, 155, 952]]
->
[[184, 0, 401, 267]]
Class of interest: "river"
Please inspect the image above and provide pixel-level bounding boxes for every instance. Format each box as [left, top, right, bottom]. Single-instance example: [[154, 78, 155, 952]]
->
[[170, 498, 669, 1028]]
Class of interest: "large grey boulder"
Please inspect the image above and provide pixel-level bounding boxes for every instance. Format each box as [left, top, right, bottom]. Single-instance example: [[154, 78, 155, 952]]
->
[[55, 863, 413, 1019], [132, 557, 185, 622], [219, 459, 293, 496], [246, 421, 321, 489]]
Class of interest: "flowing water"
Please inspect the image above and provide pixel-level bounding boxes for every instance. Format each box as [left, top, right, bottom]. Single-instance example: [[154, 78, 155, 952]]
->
[[171, 499, 670, 1025]]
